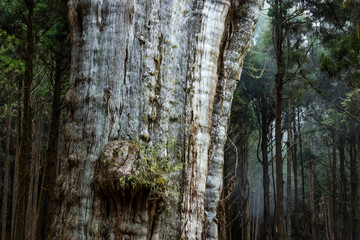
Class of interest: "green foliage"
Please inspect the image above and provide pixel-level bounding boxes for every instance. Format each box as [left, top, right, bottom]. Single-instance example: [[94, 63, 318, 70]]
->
[[119, 139, 183, 199], [320, 34, 360, 87], [342, 90, 360, 119]]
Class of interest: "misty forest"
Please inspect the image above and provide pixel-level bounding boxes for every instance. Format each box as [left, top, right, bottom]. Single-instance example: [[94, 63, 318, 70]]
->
[[0, 0, 359, 239]]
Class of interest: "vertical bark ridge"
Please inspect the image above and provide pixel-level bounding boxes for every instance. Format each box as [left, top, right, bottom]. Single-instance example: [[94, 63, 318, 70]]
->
[[183, 1, 231, 238], [204, 1, 262, 239]]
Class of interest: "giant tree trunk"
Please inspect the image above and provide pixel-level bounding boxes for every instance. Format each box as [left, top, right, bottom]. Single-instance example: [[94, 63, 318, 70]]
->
[[50, 0, 262, 239]]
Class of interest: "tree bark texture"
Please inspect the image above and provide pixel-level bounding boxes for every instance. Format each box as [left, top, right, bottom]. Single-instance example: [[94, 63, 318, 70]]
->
[[260, 102, 272, 240], [274, 0, 285, 236], [10, 77, 22, 240], [36, 57, 64, 240], [25, 107, 43, 240], [51, 0, 262, 239], [14, 1, 34, 239], [286, 100, 291, 240], [338, 136, 348, 240], [292, 107, 298, 238], [330, 132, 337, 240], [1, 73, 12, 240], [309, 140, 317, 240], [351, 134, 360, 240]]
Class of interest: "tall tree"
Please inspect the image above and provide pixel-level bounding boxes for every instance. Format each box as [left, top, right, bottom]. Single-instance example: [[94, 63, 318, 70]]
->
[[272, 0, 286, 237], [1, 68, 13, 240], [35, 2, 70, 238], [14, 1, 34, 239], [49, 0, 262, 239]]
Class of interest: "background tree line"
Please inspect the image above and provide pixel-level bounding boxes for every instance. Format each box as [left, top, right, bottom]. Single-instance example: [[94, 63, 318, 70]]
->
[[0, 0, 69, 239], [225, 0, 360, 239]]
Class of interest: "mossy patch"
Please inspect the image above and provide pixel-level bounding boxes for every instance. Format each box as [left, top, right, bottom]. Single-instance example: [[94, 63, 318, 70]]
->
[[96, 139, 182, 200]]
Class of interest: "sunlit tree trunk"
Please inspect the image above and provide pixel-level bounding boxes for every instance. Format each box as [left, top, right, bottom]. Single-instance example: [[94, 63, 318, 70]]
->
[[50, 0, 262, 239]]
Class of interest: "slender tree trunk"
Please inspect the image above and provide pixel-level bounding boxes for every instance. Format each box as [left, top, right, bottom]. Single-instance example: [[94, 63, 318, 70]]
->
[[36, 58, 64, 240], [11, 77, 22, 240], [309, 140, 317, 240], [261, 107, 272, 240], [254, 183, 261, 240], [286, 100, 292, 240], [241, 142, 251, 240], [14, 1, 34, 239], [325, 202, 329, 240], [274, 0, 285, 236], [338, 136, 348, 240], [331, 132, 338, 240], [297, 108, 306, 234], [270, 123, 276, 214], [351, 134, 360, 240], [292, 107, 299, 238], [1, 73, 13, 240], [327, 196, 333, 240], [24, 106, 43, 240], [50, 1, 262, 239]]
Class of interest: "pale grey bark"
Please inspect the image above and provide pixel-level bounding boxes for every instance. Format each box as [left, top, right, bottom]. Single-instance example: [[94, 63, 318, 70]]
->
[[51, 0, 262, 239]]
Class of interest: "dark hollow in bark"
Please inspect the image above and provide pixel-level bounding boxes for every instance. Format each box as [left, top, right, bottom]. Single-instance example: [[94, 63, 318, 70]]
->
[[92, 140, 166, 239]]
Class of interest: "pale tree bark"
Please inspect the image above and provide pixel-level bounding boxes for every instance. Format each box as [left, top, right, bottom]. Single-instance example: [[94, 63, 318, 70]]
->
[[50, 0, 262, 239]]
